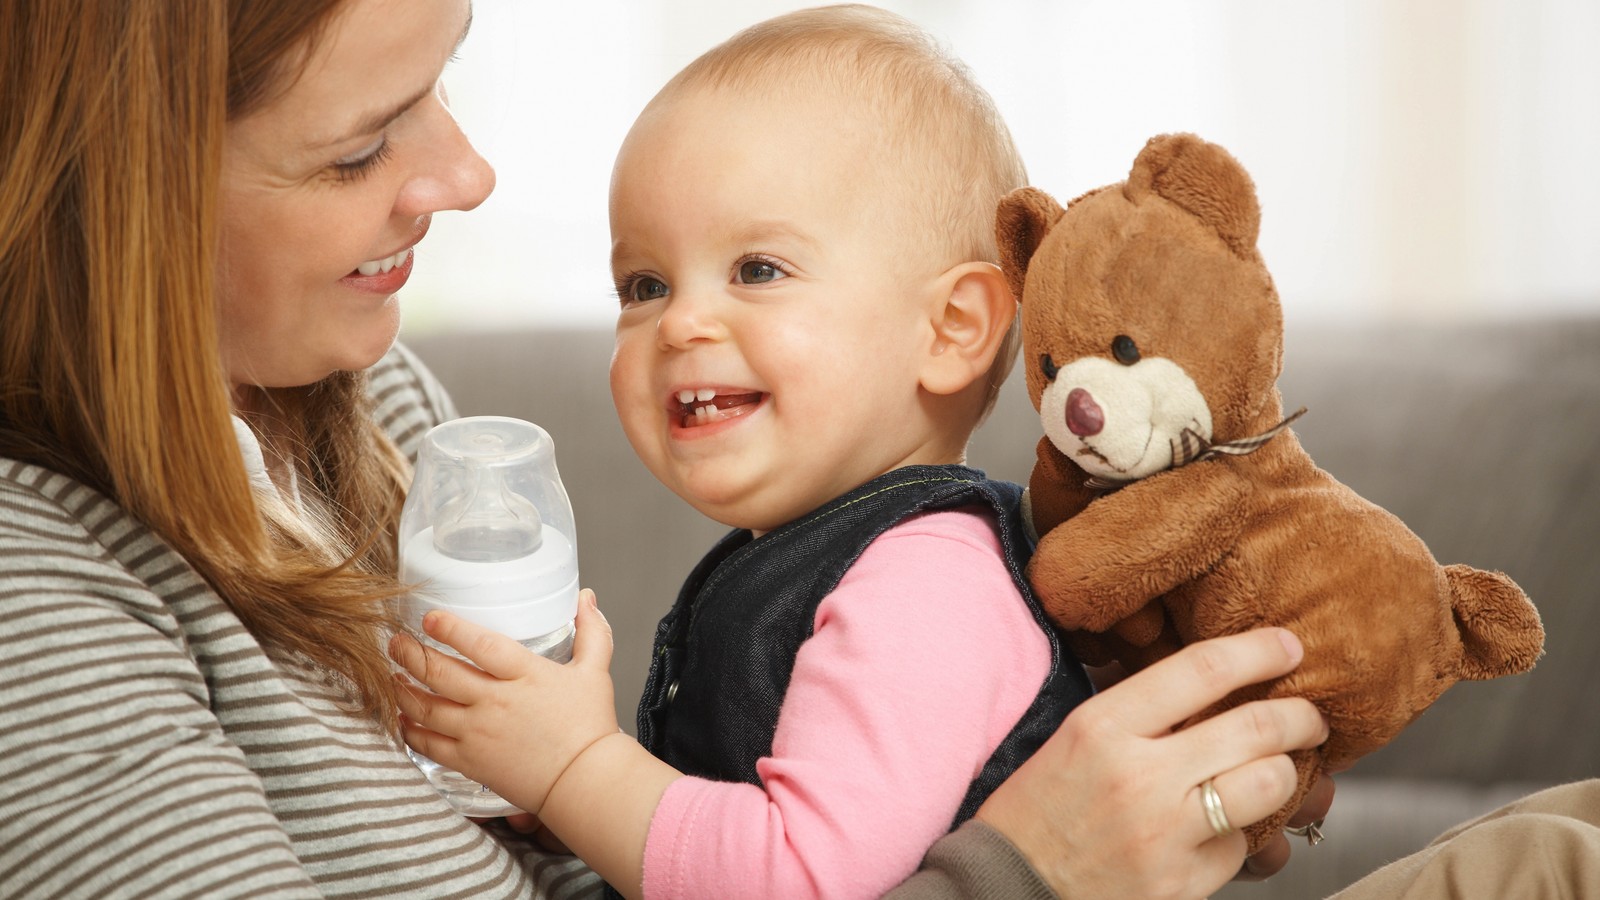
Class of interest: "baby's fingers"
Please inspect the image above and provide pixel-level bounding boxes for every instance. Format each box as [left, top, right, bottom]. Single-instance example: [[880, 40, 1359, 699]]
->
[[571, 590, 614, 672], [388, 631, 489, 702], [419, 605, 544, 675], [397, 710, 461, 768], [420, 610, 544, 681], [394, 674, 468, 740]]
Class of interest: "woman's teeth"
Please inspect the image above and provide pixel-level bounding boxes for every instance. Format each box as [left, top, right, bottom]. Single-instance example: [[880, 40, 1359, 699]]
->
[[355, 247, 411, 276]]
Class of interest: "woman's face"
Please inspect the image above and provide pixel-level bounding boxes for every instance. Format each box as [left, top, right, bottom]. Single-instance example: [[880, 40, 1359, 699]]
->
[[218, 0, 493, 401]]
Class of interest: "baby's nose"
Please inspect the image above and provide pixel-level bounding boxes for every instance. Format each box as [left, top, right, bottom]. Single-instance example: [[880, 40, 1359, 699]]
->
[[1066, 388, 1104, 437]]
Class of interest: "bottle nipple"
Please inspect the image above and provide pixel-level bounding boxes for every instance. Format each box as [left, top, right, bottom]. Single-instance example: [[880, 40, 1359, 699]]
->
[[430, 431, 544, 563]]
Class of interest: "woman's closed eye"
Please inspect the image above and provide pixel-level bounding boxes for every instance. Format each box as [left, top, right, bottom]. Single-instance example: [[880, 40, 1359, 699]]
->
[[331, 135, 394, 184]]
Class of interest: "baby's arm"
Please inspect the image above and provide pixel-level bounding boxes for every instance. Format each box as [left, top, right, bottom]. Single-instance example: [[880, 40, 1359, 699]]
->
[[390, 592, 679, 898]]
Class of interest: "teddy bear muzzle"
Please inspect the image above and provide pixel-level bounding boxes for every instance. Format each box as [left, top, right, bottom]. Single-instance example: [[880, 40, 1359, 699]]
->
[[1040, 355, 1214, 482]]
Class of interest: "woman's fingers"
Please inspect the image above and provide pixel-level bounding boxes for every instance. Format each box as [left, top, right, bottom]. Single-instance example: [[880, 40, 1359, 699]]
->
[[1175, 695, 1328, 788], [1186, 753, 1300, 846], [570, 590, 614, 672], [1238, 831, 1291, 881], [1288, 771, 1335, 828], [497, 811, 543, 835], [1105, 628, 1306, 738], [1235, 770, 1335, 880]]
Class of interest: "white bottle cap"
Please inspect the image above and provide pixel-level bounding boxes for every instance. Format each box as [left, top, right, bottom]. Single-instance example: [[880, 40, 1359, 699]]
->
[[401, 525, 579, 641]]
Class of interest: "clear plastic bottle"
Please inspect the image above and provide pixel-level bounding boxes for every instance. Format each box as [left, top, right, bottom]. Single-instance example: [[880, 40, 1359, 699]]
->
[[397, 416, 580, 817]]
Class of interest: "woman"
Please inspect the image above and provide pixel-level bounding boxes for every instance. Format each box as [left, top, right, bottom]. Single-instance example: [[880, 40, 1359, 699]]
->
[[0, 0, 584, 896], [0, 0, 1331, 897]]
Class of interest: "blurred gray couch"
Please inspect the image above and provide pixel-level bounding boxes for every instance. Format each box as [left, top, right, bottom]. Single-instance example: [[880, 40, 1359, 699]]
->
[[406, 315, 1599, 899]]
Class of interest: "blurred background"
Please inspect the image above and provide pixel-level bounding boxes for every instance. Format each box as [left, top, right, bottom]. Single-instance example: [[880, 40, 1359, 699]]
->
[[403, 0, 1600, 334]]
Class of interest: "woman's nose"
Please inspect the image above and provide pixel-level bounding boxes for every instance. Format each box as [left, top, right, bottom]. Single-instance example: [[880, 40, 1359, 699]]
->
[[397, 97, 496, 217]]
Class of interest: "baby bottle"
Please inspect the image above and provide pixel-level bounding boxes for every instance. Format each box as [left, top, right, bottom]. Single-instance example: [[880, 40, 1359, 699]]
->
[[397, 416, 580, 817]]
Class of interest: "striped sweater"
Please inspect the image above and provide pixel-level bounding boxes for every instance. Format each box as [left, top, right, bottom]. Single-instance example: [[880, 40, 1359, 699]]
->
[[0, 344, 601, 899]]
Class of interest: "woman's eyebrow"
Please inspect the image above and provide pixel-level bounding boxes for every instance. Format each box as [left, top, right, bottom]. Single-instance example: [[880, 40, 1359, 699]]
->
[[332, 85, 431, 147], [319, 6, 473, 147]]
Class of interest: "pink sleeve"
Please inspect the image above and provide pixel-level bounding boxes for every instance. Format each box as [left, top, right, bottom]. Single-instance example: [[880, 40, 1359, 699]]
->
[[640, 509, 1052, 900]]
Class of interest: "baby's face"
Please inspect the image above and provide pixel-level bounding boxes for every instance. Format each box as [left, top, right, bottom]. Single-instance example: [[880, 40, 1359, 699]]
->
[[607, 83, 952, 533]]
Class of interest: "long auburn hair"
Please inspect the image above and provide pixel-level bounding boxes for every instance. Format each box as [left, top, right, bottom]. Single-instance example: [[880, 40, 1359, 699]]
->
[[0, 0, 413, 727]]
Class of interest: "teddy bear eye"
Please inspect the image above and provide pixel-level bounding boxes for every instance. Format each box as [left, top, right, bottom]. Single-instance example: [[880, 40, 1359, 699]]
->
[[1111, 335, 1141, 365], [1039, 353, 1059, 381]]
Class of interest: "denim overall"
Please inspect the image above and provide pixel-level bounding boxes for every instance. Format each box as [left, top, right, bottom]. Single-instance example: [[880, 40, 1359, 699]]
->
[[635, 464, 1091, 825]]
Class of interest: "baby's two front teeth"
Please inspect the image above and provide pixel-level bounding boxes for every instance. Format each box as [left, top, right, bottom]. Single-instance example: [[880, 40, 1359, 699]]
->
[[677, 389, 718, 404]]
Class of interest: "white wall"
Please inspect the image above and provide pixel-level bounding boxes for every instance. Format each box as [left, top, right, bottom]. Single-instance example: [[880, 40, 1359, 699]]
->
[[402, 0, 1600, 334]]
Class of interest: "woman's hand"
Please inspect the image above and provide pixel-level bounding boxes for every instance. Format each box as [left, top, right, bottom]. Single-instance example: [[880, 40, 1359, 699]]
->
[[1237, 771, 1335, 880], [475, 812, 573, 854], [1086, 661, 1340, 882], [388, 589, 621, 816], [974, 628, 1329, 900]]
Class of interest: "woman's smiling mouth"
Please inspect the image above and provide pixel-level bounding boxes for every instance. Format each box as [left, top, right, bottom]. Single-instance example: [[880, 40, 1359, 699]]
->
[[673, 388, 765, 428]]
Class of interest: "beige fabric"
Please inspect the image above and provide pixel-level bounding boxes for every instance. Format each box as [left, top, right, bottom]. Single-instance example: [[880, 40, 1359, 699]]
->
[[1329, 779, 1600, 899]]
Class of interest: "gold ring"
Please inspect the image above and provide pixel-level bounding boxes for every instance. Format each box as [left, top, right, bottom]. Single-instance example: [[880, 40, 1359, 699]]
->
[[1286, 819, 1326, 846], [1200, 778, 1234, 838]]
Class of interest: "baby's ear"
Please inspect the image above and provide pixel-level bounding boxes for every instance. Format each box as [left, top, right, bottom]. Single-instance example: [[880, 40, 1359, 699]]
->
[[920, 261, 1015, 397]]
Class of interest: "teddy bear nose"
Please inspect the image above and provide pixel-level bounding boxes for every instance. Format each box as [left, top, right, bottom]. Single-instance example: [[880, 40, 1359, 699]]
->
[[1066, 388, 1104, 437]]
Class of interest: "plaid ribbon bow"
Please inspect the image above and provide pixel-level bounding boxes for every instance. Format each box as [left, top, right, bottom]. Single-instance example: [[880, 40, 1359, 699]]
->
[[1084, 406, 1308, 491]]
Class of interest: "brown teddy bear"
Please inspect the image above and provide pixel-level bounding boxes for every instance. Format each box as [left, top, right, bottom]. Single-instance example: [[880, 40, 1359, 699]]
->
[[996, 132, 1545, 852]]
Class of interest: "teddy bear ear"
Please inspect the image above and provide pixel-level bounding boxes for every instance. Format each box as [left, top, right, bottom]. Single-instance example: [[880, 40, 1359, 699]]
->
[[995, 187, 1067, 303], [1125, 133, 1261, 258]]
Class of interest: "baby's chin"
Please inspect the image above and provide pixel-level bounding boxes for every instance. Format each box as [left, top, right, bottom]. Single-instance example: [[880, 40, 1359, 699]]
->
[[675, 486, 793, 537]]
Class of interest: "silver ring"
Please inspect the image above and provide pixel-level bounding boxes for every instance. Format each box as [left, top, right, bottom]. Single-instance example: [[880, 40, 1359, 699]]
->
[[1200, 778, 1234, 838], [1286, 819, 1326, 846]]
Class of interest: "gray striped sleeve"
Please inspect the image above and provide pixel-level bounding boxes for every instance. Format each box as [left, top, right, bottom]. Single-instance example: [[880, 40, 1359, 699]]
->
[[0, 467, 323, 899], [0, 456, 603, 898]]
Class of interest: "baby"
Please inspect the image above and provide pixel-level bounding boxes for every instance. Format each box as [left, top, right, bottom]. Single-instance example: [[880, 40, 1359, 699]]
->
[[391, 6, 1091, 898]]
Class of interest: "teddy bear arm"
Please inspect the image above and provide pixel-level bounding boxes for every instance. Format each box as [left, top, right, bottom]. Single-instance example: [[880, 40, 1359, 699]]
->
[[1034, 464, 1252, 631], [1029, 521, 1167, 631], [1028, 436, 1097, 534]]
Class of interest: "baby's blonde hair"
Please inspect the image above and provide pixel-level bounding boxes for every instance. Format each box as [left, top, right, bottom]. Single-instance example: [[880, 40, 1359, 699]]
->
[[656, 4, 1027, 416]]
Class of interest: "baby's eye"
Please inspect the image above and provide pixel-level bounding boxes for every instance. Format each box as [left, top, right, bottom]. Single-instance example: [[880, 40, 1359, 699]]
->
[[735, 257, 787, 285], [619, 275, 669, 304]]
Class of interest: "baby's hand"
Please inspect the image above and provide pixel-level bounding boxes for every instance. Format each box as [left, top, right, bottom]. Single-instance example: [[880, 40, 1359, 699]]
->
[[389, 589, 621, 816]]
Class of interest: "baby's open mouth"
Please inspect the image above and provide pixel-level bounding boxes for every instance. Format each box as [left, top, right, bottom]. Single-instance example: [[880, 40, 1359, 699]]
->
[[675, 389, 764, 427]]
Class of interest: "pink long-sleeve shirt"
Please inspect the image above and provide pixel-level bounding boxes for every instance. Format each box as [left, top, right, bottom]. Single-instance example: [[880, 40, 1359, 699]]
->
[[640, 508, 1053, 900]]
